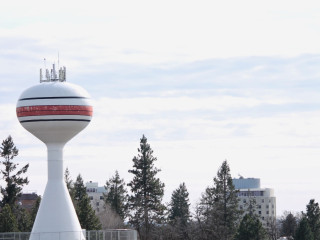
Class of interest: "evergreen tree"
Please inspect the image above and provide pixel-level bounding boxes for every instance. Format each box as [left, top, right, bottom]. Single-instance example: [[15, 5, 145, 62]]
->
[[64, 168, 73, 193], [0, 204, 18, 232], [14, 206, 32, 232], [77, 196, 102, 230], [197, 160, 241, 240], [234, 214, 267, 240], [168, 182, 190, 225], [64, 168, 76, 204], [168, 182, 191, 240], [104, 170, 128, 219], [295, 217, 314, 240], [306, 199, 320, 240], [73, 174, 101, 230], [0, 136, 29, 207], [30, 196, 41, 226], [73, 174, 87, 201], [127, 135, 165, 240], [280, 211, 297, 238]]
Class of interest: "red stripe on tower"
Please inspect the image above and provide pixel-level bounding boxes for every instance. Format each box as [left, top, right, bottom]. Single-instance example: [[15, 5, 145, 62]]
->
[[16, 105, 93, 117]]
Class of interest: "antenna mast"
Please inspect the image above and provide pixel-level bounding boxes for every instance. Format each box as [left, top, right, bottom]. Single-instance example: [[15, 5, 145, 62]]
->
[[40, 59, 66, 83]]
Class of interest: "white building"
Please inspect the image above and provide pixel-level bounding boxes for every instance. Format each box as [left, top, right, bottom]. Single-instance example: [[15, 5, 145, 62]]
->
[[232, 177, 276, 224], [86, 181, 107, 212]]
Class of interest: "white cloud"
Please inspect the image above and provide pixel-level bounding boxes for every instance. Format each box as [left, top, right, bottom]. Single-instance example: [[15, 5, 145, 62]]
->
[[93, 95, 296, 116], [1, 1, 320, 214], [1, 0, 320, 66]]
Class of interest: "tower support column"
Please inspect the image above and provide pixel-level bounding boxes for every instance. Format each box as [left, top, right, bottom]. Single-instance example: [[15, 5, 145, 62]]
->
[[30, 144, 85, 240]]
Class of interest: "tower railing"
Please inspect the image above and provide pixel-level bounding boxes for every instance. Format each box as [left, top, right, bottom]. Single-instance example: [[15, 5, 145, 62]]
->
[[0, 230, 137, 240]]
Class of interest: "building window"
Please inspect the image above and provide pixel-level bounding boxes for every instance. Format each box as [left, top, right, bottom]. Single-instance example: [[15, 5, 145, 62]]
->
[[266, 205, 269, 209], [89, 196, 93, 200], [96, 202, 99, 206], [243, 199, 246, 203], [262, 199, 264, 203], [87, 188, 97, 193], [266, 211, 269, 215], [259, 211, 261, 215], [258, 205, 261, 209], [100, 196, 104, 200]]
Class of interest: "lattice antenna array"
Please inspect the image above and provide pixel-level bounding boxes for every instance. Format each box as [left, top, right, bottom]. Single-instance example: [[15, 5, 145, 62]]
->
[[40, 64, 66, 82]]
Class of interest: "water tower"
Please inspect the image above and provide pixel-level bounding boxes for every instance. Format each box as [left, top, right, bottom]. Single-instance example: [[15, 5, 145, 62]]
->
[[16, 64, 92, 240]]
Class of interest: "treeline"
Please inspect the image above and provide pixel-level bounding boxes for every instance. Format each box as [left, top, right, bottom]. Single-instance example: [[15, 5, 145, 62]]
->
[[0, 136, 39, 232], [1, 135, 320, 240]]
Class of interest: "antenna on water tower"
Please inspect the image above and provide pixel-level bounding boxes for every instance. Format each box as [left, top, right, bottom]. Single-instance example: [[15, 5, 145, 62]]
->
[[40, 56, 66, 82]]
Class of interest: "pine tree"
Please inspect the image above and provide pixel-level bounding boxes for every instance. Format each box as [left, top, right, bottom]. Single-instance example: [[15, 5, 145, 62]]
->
[[73, 174, 101, 230], [197, 160, 241, 240], [30, 196, 41, 226], [14, 206, 32, 232], [73, 174, 87, 201], [168, 182, 190, 225], [234, 214, 267, 240], [64, 168, 76, 206], [64, 168, 73, 193], [77, 196, 102, 230], [0, 136, 29, 207], [295, 217, 314, 240], [168, 182, 191, 240], [127, 135, 165, 240], [280, 211, 297, 238], [104, 170, 128, 219], [0, 204, 18, 232], [306, 199, 320, 240]]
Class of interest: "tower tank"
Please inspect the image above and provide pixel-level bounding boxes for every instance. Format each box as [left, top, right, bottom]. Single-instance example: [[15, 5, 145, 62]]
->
[[16, 65, 92, 240]]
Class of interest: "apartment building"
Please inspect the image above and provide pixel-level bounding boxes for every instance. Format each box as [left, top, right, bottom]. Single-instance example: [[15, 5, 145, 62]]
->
[[85, 181, 107, 212], [17, 192, 39, 212], [232, 177, 276, 224]]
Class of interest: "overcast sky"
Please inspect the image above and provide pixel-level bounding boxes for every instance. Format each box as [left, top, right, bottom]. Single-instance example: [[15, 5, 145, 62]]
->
[[1, 0, 320, 216]]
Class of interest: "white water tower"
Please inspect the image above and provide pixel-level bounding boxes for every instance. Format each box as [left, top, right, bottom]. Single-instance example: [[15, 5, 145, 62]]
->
[[16, 65, 92, 240]]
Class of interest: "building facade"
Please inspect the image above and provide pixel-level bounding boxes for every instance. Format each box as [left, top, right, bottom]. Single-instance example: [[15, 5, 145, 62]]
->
[[232, 177, 276, 224], [17, 192, 39, 212], [85, 181, 107, 213]]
